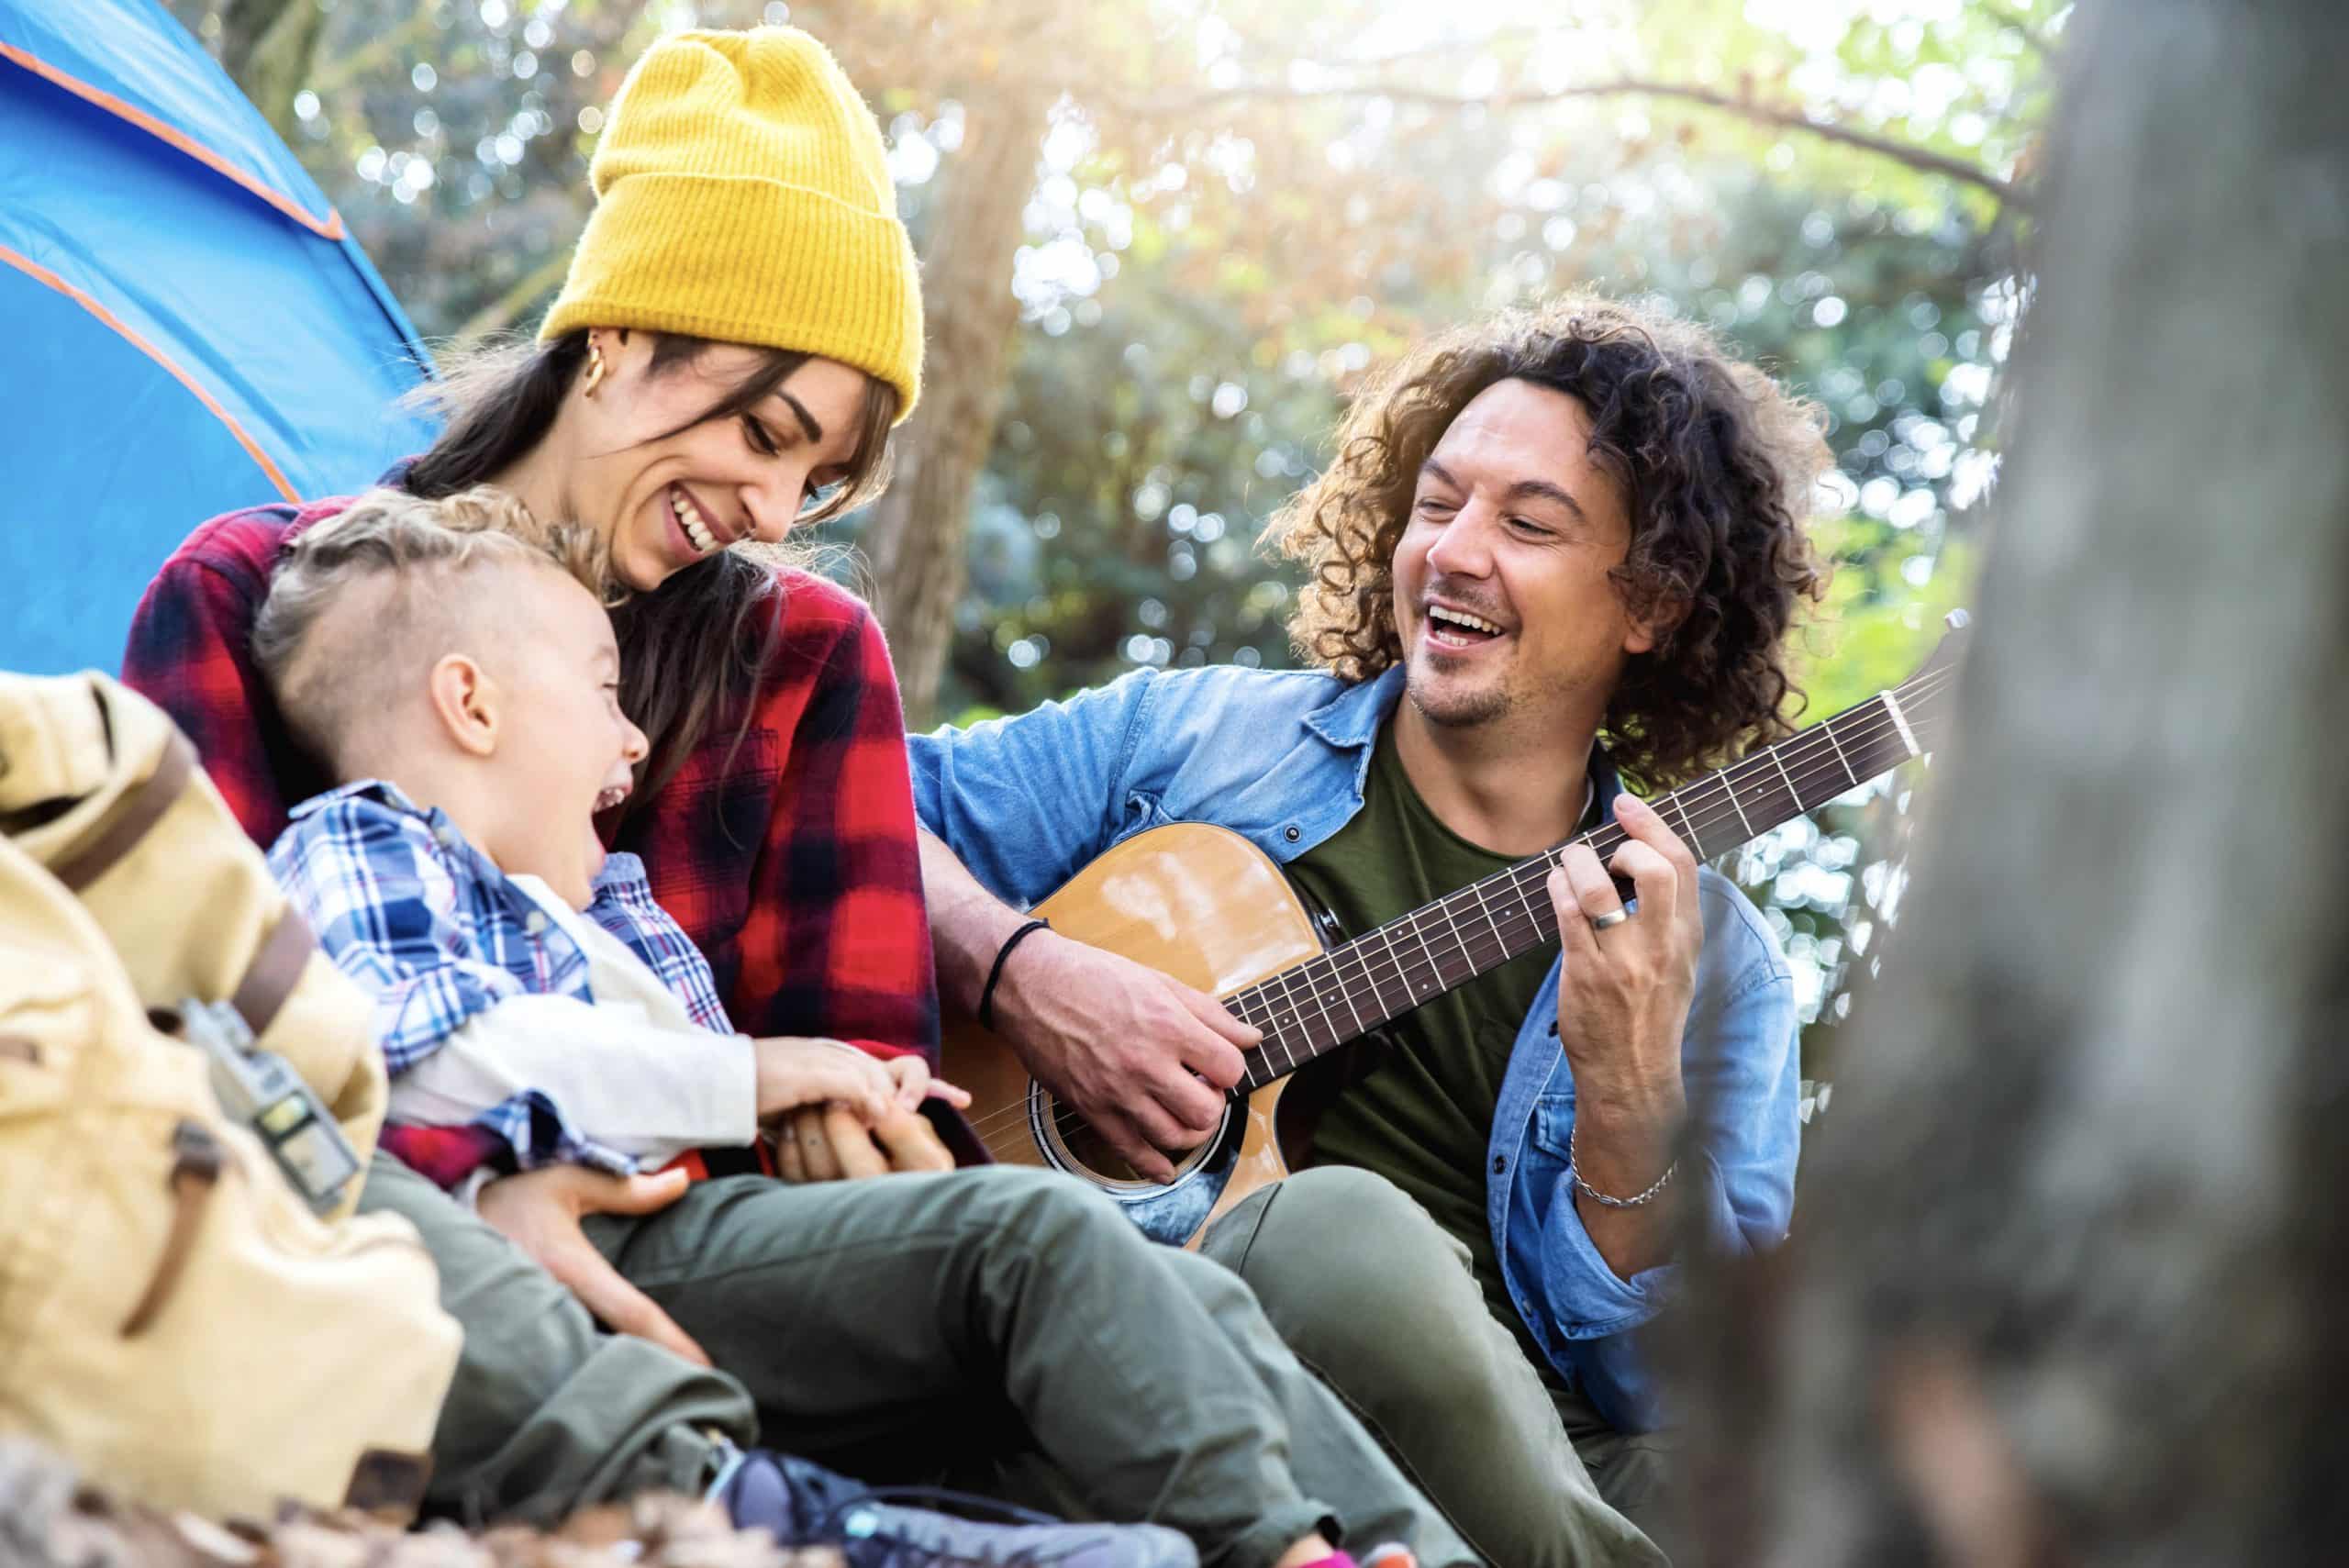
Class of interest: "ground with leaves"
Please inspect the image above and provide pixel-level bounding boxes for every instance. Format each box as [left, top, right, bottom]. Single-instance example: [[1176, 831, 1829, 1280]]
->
[[0, 1440, 841, 1568]]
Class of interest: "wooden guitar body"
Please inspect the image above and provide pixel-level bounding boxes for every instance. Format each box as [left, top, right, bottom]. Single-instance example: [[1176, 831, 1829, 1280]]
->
[[944, 823, 1317, 1247]]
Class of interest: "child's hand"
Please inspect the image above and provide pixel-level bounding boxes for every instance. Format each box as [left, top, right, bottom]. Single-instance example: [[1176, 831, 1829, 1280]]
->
[[751, 1036, 894, 1122], [884, 1054, 974, 1113]]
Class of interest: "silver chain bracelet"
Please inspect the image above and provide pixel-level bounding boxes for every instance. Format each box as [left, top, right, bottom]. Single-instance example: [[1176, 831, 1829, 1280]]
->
[[1567, 1127, 1677, 1208]]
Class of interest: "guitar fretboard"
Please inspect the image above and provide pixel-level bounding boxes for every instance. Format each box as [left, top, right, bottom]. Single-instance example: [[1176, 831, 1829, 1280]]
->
[[1224, 670, 1951, 1089]]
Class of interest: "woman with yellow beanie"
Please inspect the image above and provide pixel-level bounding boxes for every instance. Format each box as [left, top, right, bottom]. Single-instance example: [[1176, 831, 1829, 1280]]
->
[[124, 26, 1469, 1568]]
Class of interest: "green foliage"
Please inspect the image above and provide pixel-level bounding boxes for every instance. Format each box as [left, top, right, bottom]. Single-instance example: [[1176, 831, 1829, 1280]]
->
[[1802, 516, 1977, 722], [161, 0, 2046, 1088], [908, 78, 2021, 1087]]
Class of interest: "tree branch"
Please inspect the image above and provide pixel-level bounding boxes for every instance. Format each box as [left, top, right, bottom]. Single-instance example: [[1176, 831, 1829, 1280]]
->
[[1241, 24, 1550, 76], [1124, 75, 2029, 210]]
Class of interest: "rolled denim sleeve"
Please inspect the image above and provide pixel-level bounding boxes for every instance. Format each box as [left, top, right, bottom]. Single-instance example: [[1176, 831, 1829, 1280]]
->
[[907, 669, 1161, 906], [1539, 891, 1801, 1431]]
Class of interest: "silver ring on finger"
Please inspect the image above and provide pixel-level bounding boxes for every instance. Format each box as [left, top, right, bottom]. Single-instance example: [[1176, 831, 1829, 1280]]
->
[[1589, 908, 1631, 931]]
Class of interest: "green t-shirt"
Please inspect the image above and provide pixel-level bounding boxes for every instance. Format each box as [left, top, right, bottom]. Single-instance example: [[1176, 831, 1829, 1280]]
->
[[1285, 721, 1586, 1357]]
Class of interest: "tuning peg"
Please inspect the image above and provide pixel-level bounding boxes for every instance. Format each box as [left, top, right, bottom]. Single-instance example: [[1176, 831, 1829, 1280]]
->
[[1944, 607, 1972, 630]]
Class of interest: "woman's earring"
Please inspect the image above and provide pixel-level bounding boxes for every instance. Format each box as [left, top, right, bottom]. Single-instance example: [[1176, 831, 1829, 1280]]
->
[[583, 343, 607, 398]]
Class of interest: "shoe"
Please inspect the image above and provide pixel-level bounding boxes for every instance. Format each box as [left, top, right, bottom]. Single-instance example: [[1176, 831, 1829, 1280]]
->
[[718, 1447, 1198, 1567]]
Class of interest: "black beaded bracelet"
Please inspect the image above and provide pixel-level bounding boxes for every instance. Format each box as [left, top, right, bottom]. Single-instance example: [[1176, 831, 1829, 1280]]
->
[[978, 917, 1052, 1030]]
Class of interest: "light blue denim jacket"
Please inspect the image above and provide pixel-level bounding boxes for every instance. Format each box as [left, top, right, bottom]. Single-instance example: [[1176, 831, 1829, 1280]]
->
[[908, 663, 1799, 1431]]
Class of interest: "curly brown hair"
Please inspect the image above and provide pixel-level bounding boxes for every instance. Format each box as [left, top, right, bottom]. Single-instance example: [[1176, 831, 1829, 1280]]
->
[[1265, 294, 1830, 790]]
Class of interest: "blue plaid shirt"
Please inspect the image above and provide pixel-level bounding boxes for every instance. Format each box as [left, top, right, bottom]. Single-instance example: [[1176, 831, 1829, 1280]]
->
[[268, 780, 737, 1176]]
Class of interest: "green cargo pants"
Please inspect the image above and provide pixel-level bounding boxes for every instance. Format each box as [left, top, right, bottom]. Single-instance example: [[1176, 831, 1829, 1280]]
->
[[1199, 1167, 1674, 1568], [358, 1152, 1476, 1568]]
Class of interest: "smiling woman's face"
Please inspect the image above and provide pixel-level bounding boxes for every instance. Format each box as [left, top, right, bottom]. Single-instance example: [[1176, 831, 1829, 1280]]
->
[[560, 333, 874, 594]]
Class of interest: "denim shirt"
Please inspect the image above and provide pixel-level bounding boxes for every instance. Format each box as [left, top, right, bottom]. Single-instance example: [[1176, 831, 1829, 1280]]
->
[[908, 663, 1798, 1431]]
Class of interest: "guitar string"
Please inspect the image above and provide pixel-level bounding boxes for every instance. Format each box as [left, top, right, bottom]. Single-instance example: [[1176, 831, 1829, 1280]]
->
[[968, 664, 1957, 1160], [967, 665, 1955, 1159], [970, 666, 1956, 1162]]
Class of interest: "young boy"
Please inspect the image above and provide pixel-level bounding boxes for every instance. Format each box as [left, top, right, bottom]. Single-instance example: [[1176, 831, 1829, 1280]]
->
[[255, 485, 951, 1201], [254, 487, 1464, 1568]]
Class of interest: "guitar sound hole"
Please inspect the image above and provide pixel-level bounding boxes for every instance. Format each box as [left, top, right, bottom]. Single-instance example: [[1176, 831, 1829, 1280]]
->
[[1041, 1090, 1217, 1186], [1057, 1112, 1152, 1183]]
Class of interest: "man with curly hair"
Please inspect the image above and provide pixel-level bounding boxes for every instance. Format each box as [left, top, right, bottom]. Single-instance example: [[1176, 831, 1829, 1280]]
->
[[909, 295, 1830, 1566]]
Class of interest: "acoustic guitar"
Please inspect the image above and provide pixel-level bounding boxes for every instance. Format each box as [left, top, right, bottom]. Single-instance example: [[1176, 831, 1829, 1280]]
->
[[946, 614, 1969, 1247]]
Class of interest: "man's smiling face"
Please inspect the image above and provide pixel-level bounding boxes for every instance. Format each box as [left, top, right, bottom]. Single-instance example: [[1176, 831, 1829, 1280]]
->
[[1390, 376, 1658, 741]]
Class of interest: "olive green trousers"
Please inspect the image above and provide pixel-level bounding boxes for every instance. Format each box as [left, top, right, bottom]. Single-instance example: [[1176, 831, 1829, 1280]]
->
[[358, 1154, 1476, 1568], [1199, 1166, 1675, 1568]]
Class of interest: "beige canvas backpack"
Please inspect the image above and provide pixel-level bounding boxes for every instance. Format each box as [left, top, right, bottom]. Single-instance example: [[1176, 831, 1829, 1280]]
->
[[0, 670, 460, 1521]]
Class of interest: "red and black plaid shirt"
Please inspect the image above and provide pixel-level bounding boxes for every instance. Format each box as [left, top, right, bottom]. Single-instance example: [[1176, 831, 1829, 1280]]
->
[[122, 489, 949, 1183]]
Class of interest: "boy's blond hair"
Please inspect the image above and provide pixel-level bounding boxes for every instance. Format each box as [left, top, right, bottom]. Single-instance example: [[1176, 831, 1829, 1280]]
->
[[252, 486, 608, 774]]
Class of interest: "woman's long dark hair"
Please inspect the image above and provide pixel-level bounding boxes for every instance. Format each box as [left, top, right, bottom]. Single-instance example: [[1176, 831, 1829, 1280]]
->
[[405, 329, 897, 808]]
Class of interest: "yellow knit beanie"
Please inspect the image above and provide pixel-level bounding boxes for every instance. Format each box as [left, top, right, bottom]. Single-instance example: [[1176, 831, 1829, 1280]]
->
[[540, 27, 923, 420]]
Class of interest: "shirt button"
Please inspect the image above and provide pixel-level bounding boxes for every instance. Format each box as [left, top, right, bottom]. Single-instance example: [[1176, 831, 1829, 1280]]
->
[[1492, 1155, 1508, 1174], [523, 911, 550, 936], [434, 825, 460, 850], [1284, 825, 1301, 842]]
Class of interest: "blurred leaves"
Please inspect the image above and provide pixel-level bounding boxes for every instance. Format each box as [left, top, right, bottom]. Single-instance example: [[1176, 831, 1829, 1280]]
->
[[161, 0, 2059, 1088]]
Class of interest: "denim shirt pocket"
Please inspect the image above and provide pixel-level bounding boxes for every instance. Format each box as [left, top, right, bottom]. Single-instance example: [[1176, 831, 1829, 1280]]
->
[[1525, 1084, 1579, 1174], [1115, 789, 1177, 844]]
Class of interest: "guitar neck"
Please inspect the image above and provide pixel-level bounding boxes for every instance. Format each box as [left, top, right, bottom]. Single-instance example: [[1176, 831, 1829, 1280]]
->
[[1226, 676, 1945, 1090]]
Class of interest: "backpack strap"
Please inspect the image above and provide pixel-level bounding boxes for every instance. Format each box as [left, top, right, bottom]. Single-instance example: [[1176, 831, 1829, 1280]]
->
[[232, 906, 317, 1040], [50, 732, 196, 893], [118, 1120, 226, 1339], [48, 726, 315, 1041]]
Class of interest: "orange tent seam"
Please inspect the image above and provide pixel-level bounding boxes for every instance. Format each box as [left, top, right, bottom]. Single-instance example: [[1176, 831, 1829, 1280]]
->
[[0, 40, 345, 241], [0, 241, 300, 504]]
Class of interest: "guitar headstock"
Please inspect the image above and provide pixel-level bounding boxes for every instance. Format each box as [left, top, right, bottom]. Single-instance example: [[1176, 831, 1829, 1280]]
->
[[1914, 607, 1972, 681], [1896, 608, 1972, 751]]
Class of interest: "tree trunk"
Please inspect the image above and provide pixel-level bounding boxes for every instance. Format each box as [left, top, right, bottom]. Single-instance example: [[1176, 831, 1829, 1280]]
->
[[1679, 2, 2349, 1562], [216, 0, 328, 139], [863, 90, 1052, 729]]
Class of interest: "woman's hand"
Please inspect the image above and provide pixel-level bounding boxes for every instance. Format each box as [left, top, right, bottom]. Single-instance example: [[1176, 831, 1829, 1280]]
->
[[475, 1163, 711, 1366], [774, 1102, 955, 1182]]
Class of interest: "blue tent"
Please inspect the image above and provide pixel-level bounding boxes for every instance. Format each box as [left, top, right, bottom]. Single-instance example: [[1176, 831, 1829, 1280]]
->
[[0, 0, 436, 674]]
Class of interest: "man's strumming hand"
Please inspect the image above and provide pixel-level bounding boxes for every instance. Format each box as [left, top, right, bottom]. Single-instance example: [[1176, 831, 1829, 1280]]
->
[[991, 930, 1257, 1184]]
